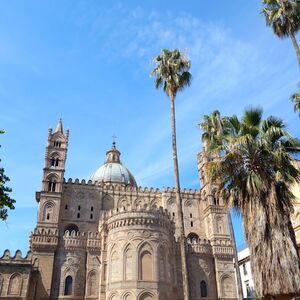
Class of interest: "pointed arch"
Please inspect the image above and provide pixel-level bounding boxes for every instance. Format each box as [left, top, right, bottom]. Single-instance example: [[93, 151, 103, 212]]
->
[[122, 291, 135, 300], [118, 197, 128, 209], [138, 291, 155, 300], [139, 243, 154, 281], [124, 244, 134, 280], [221, 275, 234, 298], [200, 280, 208, 297], [46, 174, 58, 192], [109, 292, 120, 300], [102, 194, 114, 210], [110, 246, 120, 282], [87, 270, 97, 296], [42, 201, 55, 221], [8, 273, 22, 295], [64, 275, 73, 295], [216, 216, 223, 234], [64, 224, 79, 235], [158, 245, 166, 281]]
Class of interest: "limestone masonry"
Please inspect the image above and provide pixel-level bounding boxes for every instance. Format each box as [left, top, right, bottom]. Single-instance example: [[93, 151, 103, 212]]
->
[[0, 120, 238, 300]]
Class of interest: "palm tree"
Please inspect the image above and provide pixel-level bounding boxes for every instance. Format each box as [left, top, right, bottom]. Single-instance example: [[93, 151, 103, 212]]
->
[[291, 83, 300, 115], [199, 111, 243, 300], [200, 108, 300, 299], [151, 49, 191, 300], [262, 0, 300, 68]]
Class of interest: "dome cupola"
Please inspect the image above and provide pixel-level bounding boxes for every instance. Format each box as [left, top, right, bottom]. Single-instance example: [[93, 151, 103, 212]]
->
[[90, 142, 137, 187]]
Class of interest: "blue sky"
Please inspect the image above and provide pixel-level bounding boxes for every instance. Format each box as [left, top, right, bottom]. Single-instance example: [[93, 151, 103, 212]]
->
[[0, 1, 299, 255]]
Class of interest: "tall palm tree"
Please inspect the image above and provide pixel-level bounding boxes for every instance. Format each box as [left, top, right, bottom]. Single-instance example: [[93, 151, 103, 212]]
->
[[201, 108, 300, 299], [262, 0, 300, 68], [151, 49, 191, 300], [291, 83, 300, 115], [199, 111, 243, 300]]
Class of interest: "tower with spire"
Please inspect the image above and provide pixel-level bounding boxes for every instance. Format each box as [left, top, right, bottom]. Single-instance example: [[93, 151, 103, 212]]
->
[[32, 119, 69, 298]]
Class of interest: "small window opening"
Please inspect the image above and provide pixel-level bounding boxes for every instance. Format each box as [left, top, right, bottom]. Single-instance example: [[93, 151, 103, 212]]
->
[[91, 206, 93, 211], [77, 213, 80, 219], [64, 275, 73, 296], [78, 205, 81, 211], [191, 221, 194, 227], [65, 204, 68, 210], [190, 213, 193, 218], [90, 214, 93, 220], [46, 213, 50, 220], [200, 280, 208, 297], [48, 180, 56, 192], [172, 212, 175, 217]]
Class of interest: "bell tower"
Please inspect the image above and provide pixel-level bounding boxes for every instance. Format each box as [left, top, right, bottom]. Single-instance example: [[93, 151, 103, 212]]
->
[[31, 119, 69, 299], [197, 143, 238, 299], [35, 119, 69, 226]]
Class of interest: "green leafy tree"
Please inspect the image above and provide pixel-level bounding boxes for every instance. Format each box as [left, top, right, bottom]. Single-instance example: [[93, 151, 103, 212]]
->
[[151, 49, 191, 300], [291, 83, 300, 115], [200, 108, 300, 299], [0, 130, 15, 220], [262, 0, 300, 68]]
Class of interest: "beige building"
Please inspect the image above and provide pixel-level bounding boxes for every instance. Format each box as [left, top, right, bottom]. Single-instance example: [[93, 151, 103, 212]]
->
[[0, 120, 238, 300]]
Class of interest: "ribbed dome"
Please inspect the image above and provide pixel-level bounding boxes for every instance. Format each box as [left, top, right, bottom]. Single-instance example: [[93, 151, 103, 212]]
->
[[90, 142, 137, 187]]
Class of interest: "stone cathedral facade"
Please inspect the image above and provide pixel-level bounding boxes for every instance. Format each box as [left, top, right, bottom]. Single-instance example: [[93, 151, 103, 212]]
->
[[0, 120, 238, 300]]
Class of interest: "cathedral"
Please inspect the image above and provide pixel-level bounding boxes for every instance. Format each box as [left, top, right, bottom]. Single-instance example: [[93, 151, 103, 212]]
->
[[0, 119, 238, 300]]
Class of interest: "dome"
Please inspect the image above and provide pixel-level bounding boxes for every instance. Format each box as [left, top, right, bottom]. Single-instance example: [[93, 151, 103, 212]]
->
[[90, 142, 137, 187]]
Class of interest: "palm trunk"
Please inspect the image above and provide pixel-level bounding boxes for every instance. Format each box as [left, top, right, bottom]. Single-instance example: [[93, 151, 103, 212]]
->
[[170, 95, 190, 300], [244, 185, 300, 298], [228, 211, 243, 300], [289, 31, 300, 69]]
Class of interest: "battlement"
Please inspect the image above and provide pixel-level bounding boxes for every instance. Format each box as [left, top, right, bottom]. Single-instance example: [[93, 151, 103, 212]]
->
[[204, 205, 226, 215], [63, 178, 200, 196], [0, 249, 32, 264], [63, 231, 101, 253], [30, 227, 59, 251], [187, 238, 212, 255], [211, 238, 234, 256]]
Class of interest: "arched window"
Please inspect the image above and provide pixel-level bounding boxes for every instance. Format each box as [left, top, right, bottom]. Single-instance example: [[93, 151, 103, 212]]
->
[[187, 232, 199, 243], [221, 276, 234, 297], [54, 140, 62, 148], [51, 157, 59, 167], [200, 280, 208, 297], [48, 178, 56, 192], [124, 245, 134, 280], [8, 273, 21, 295], [216, 217, 223, 234], [139, 244, 153, 281], [139, 292, 154, 300], [87, 271, 97, 296], [64, 224, 79, 235], [43, 202, 54, 221], [158, 246, 166, 281], [110, 250, 120, 282], [64, 275, 73, 295]]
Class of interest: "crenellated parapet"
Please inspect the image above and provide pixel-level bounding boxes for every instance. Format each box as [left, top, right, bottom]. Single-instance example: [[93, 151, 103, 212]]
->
[[30, 227, 59, 251], [0, 249, 32, 265], [210, 238, 234, 257], [204, 204, 226, 215], [63, 178, 200, 196], [63, 231, 101, 253], [187, 238, 212, 255]]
